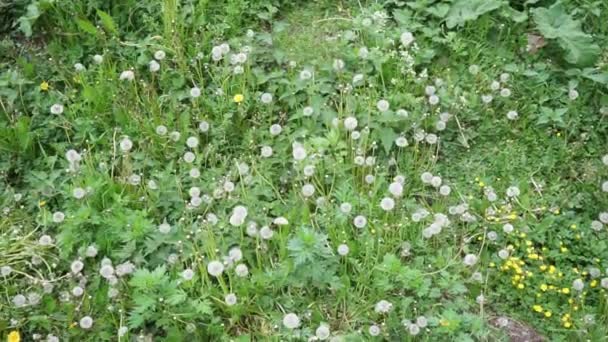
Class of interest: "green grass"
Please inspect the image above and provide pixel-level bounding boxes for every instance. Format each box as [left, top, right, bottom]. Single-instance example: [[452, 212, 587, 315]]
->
[[1, 0, 607, 341]]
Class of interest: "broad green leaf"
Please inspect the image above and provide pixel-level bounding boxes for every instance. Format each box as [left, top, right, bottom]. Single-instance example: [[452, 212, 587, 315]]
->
[[76, 18, 98, 35], [445, 0, 506, 28], [97, 9, 118, 35], [532, 2, 600, 66]]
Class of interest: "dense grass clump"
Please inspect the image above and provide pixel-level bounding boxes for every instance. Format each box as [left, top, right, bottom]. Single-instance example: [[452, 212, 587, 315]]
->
[[1, 0, 607, 341]]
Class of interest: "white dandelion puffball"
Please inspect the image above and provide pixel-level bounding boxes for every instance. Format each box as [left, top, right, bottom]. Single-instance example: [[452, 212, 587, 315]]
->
[[119, 137, 133, 152], [389, 182, 403, 197], [568, 89, 579, 100], [292, 145, 307, 161], [498, 249, 509, 259], [85, 245, 98, 257], [71, 260, 84, 274], [337, 244, 349, 256], [50, 103, 64, 115], [198, 121, 210, 133], [156, 125, 168, 135], [591, 220, 603, 231], [149, 60, 160, 72], [573, 279, 584, 291], [235, 264, 249, 277], [500, 88, 511, 97], [158, 221, 171, 234], [260, 92, 273, 104], [430, 176, 442, 188], [340, 202, 352, 214], [602, 154, 608, 166], [99, 265, 114, 279], [425, 85, 436, 96], [65, 149, 81, 163], [409, 324, 420, 336], [400, 31, 414, 46], [481, 94, 493, 104], [377, 99, 390, 112], [301, 184, 315, 197], [500, 73, 510, 82], [463, 254, 478, 266], [52, 211, 65, 223], [225, 293, 237, 306], [344, 116, 358, 131], [270, 124, 282, 136], [600, 212, 608, 224], [380, 197, 395, 211], [182, 268, 194, 281], [316, 324, 331, 340], [503, 223, 514, 234], [72, 286, 84, 297], [261, 146, 273, 157], [273, 216, 289, 225], [190, 87, 201, 98], [428, 93, 440, 106], [118, 326, 128, 337], [506, 186, 520, 198], [183, 152, 196, 163], [416, 316, 428, 328], [1, 266, 12, 276], [79, 316, 94, 329], [439, 185, 451, 196], [303, 165, 315, 177], [93, 54, 103, 64], [74, 63, 85, 72], [490, 81, 501, 91], [353, 215, 367, 228], [358, 46, 369, 59], [73, 187, 86, 199], [260, 226, 274, 240], [207, 260, 224, 277], [468, 64, 480, 75], [333, 58, 345, 71], [303, 106, 314, 116], [282, 313, 300, 329], [601, 181, 608, 192], [420, 172, 433, 184], [229, 247, 243, 262], [368, 324, 381, 336], [375, 300, 393, 313], [353, 73, 364, 84], [507, 110, 519, 120], [154, 50, 166, 60], [300, 69, 312, 80], [186, 136, 199, 148], [119, 70, 134, 81], [395, 136, 408, 147]]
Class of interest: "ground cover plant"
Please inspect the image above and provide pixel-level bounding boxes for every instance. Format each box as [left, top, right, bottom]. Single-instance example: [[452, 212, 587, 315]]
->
[[1, 0, 608, 341]]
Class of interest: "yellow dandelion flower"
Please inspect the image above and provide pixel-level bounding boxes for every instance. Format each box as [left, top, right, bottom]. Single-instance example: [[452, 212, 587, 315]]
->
[[8, 331, 21, 342], [517, 283, 525, 289], [533, 305, 543, 312], [540, 284, 548, 291], [40, 81, 49, 91], [563, 322, 571, 328], [544, 311, 552, 318], [561, 288, 570, 294], [233, 94, 244, 103]]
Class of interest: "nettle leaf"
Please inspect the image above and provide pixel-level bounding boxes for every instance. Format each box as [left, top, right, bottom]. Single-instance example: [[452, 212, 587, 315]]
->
[[532, 2, 600, 66], [76, 18, 98, 35], [97, 9, 118, 35], [445, 0, 506, 28]]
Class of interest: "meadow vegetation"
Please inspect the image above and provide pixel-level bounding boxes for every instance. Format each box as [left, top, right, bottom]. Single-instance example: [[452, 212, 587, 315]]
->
[[1, 0, 607, 341]]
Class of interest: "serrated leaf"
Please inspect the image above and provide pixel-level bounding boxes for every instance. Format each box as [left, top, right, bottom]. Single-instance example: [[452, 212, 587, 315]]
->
[[97, 9, 118, 35], [532, 2, 600, 66], [445, 0, 505, 28], [76, 18, 98, 35], [377, 127, 398, 154]]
